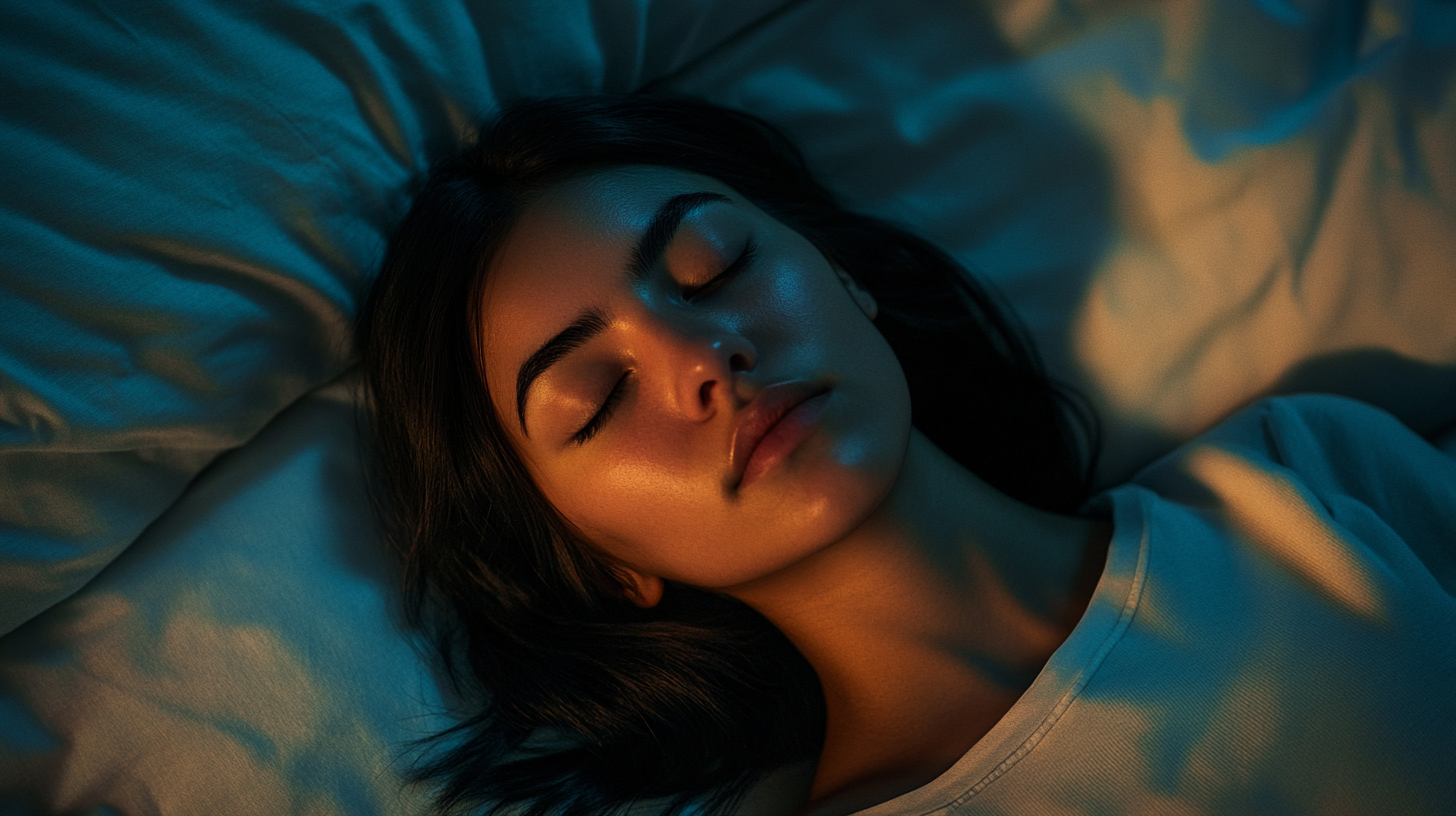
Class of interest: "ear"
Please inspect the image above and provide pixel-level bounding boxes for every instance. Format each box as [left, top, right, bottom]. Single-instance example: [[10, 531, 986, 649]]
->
[[834, 266, 878, 320], [614, 565, 665, 608]]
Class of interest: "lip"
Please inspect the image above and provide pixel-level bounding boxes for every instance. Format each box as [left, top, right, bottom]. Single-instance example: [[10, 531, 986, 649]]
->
[[727, 381, 831, 491]]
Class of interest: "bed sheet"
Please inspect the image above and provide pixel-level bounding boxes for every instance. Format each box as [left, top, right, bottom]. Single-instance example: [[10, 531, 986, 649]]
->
[[0, 0, 791, 639], [1, 374, 449, 814], [662, 0, 1456, 482], [3, 0, 1455, 814]]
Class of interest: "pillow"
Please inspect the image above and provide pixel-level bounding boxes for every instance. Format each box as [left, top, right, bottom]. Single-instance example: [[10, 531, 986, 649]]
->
[[664, 0, 1456, 483], [4, 0, 1455, 813], [0, 0, 792, 637], [0, 374, 453, 813]]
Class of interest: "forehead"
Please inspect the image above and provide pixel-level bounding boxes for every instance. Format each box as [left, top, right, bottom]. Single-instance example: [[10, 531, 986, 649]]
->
[[501, 165, 735, 268], [478, 165, 737, 390]]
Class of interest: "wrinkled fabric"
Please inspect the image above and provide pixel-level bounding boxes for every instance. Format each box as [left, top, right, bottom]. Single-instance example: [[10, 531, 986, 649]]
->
[[664, 0, 1456, 481], [3, 0, 1456, 813], [0, 374, 447, 813], [860, 396, 1456, 815], [0, 0, 791, 636]]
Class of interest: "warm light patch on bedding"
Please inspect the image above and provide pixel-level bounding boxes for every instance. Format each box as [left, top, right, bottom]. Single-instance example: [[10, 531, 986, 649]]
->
[[1186, 445, 1385, 622], [0, 590, 402, 814], [1066, 73, 1456, 442]]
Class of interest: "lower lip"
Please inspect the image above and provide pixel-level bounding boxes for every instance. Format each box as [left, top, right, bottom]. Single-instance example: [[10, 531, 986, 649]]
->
[[739, 391, 831, 490]]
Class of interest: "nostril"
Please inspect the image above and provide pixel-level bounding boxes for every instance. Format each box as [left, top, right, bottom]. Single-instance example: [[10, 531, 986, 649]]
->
[[699, 380, 715, 407], [729, 352, 752, 372]]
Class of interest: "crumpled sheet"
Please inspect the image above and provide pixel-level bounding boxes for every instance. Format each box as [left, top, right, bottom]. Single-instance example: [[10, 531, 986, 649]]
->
[[2, 0, 1454, 813], [0, 0, 789, 638], [663, 0, 1456, 481]]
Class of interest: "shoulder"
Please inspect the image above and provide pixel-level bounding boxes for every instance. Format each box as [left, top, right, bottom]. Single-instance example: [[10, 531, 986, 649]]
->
[[1195, 393, 1409, 454], [1109, 393, 1456, 544], [1199, 394, 1452, 493], [1133, 394, 1445, 493], [1123, 394, 1456, 581]]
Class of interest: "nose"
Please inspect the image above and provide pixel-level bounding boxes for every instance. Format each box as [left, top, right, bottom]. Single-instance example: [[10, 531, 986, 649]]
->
[[657, 319, 756, 420]]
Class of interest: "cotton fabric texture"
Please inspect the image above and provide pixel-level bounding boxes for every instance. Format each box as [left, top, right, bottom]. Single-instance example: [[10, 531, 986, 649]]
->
[[859, 396, 1456, 815], [5, 0, 1456, 812]]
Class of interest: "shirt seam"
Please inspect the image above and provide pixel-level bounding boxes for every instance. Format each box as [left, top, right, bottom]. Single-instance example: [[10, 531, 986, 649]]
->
[[929, 488, 1154, 813]]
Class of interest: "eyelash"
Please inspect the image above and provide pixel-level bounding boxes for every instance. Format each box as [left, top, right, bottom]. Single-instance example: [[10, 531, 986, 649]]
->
[[573, 370, 630, 445], [682, 239, 757, 302], [572, 239, 757, 445]]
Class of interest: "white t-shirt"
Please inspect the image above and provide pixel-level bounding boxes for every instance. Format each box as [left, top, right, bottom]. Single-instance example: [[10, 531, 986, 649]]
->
[[858, 395, 1456, 815]]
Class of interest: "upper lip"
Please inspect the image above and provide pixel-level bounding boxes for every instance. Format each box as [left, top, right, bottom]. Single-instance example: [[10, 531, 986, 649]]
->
[[727, 380, 829, 490]]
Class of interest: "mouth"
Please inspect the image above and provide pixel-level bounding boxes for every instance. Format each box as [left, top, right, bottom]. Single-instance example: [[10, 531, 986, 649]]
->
[[727, 381, 832, 491]]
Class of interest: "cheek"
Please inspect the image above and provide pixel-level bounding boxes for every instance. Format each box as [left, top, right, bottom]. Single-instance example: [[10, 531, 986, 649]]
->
[[745, 243, 882, 368], [535, 427, 713, 550], [755, 253, 836, 336]]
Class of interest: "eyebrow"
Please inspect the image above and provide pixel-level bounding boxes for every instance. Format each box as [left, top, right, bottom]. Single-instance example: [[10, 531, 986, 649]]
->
[[627, 191, 730, 282], [514, 190, 731, 434]]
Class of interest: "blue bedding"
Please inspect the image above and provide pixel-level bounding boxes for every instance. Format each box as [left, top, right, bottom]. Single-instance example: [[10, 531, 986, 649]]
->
[[3, 0, 1455, 812]]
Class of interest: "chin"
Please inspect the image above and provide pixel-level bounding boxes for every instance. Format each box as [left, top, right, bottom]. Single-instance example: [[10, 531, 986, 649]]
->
[[772, 421, 907, 547]]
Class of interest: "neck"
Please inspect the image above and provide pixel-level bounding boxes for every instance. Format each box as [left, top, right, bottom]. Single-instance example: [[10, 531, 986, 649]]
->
[[726, 430, 1108, 813]]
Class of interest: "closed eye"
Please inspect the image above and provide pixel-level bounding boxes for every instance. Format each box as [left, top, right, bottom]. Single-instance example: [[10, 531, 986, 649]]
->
[[572, 370, 631, 445], [682, 239, 757, 302]]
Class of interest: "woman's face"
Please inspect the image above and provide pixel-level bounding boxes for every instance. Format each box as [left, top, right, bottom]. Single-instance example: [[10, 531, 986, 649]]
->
[[479, 166, 912, 594]]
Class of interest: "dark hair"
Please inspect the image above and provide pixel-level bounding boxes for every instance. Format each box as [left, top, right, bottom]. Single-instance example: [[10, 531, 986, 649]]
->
[[357, 95, 1096, 815]]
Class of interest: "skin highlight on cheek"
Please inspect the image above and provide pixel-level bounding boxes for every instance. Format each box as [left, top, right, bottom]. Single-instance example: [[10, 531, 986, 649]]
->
[[477, 165, 913, 595], [365, 99, 1116, 816]]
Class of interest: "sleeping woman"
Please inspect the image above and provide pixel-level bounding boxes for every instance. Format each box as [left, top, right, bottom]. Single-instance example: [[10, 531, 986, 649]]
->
[[357, 96, 1456, 816]]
